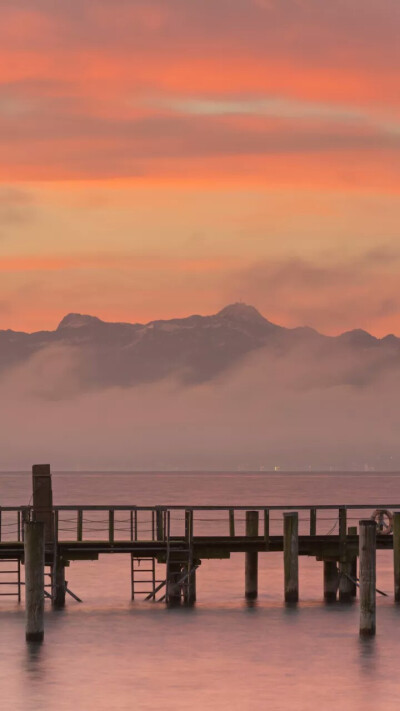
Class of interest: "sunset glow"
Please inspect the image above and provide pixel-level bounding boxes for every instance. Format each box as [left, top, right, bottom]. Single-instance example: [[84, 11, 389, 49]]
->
[[0, 1, 399, 334]]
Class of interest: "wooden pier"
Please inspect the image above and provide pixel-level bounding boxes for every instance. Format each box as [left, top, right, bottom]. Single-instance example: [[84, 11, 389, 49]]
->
[[1, 466, 399, 639]]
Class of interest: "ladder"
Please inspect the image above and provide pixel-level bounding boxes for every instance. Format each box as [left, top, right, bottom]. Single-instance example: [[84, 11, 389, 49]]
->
[[132, 511, 199, 603], [131, 555, 166, 601], [0, 559, 22, 602]]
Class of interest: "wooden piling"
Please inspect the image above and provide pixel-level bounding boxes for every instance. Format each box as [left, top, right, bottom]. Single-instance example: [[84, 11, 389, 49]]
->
[[310, 508, 317, 536], [393, 512, 400, 602], [32, 464, 54, 544], [339, 561, 353, 602], [188, 566, 196, 603], [337, 508, 352, 602], [348, 526, 358, 598], [263, 509, 270, 550], [323, 560, 338, 602], [284, 512, 299, 603], [24, 521, 45, 642], [52, 556, 66, 609], [167, 560, 182, 605], [359, 519, 376, 637], [245, 510, 259, 600], [183, 565, 197, 605]]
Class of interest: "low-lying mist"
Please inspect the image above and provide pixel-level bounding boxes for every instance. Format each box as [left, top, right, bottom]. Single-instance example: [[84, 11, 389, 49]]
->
[[1, 339, 400, 471]]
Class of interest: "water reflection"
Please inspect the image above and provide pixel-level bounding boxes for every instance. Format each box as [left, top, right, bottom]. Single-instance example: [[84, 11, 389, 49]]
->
[[24, 640, 44, 680]]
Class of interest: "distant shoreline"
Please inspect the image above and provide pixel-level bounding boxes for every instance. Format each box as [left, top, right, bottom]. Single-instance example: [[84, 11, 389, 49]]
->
[[1, 469, 400, 476]]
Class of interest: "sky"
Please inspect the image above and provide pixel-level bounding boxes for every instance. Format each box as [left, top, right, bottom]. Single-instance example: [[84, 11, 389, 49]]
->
[[0, 0, 399, 335]]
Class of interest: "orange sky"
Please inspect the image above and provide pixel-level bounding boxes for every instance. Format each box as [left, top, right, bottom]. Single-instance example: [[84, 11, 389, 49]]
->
[[0, 1, 399, 335]]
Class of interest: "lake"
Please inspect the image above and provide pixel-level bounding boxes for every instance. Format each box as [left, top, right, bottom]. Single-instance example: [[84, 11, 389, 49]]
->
[[1, 470, 400, 711]]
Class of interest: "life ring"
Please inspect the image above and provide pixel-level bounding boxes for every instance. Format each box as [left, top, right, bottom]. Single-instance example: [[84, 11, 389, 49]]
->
[[371, 509, 393, 535]]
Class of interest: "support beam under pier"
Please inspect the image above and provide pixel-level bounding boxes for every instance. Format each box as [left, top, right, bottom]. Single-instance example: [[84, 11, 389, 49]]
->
[[284, 512, 299, 603], [52, 556, 66, 609], [245, 510, 259, 600], [323, 560, 338, 602]]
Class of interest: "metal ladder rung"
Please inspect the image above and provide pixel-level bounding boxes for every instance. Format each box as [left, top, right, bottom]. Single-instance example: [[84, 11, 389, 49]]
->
[[0, 558, 22, 601], [131, 554, 162, 601], [0, 581, 20, 585]]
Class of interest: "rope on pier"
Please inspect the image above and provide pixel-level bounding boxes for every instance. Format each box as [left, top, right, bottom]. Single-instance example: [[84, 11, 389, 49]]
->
[[325, 518, 338, 535]]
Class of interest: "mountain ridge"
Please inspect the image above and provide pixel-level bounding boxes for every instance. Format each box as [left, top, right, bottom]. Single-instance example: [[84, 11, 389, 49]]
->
[[1, 303, 399, 391], [3, 302, 395, 341]]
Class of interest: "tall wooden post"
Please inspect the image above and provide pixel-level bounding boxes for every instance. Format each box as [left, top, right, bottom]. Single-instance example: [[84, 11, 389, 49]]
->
[[245, 510, 259, 600], [359, 519, 376, 637], [284, 512, 299, 603], [24, 521, 45, 642], [32, 464, 54, 544], [393, 512, 400, 602], [323, 560, 338, 602]]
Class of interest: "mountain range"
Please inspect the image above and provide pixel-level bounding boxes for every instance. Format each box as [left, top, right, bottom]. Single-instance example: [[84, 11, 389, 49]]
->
[[1, 303, 399, 391]]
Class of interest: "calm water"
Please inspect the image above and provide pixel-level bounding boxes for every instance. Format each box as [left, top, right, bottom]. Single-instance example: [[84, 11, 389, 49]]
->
[[1, 471, 400, 711]]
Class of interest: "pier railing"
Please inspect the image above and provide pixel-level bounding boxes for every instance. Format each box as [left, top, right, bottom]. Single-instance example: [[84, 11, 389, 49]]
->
[[0, 504, 397, 544]]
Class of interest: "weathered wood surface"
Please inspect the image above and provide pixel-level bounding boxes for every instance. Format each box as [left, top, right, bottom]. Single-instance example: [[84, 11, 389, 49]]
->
[[359, 519, 376, 637], [245, 510, 259, 600], [284, 512, 299, 603], [24, 521, 45, 642]]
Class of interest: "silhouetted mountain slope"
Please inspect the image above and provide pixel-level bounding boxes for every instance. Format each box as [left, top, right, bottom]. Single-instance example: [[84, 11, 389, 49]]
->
[[1, 303, 399, 389]]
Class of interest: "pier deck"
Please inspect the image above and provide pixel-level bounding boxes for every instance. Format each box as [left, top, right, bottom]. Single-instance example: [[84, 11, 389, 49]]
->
[[2, 466, 400, 638]]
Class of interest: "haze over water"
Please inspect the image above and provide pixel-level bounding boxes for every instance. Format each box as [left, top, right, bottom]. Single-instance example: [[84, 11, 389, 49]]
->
[[1, 471, 400, 711]]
